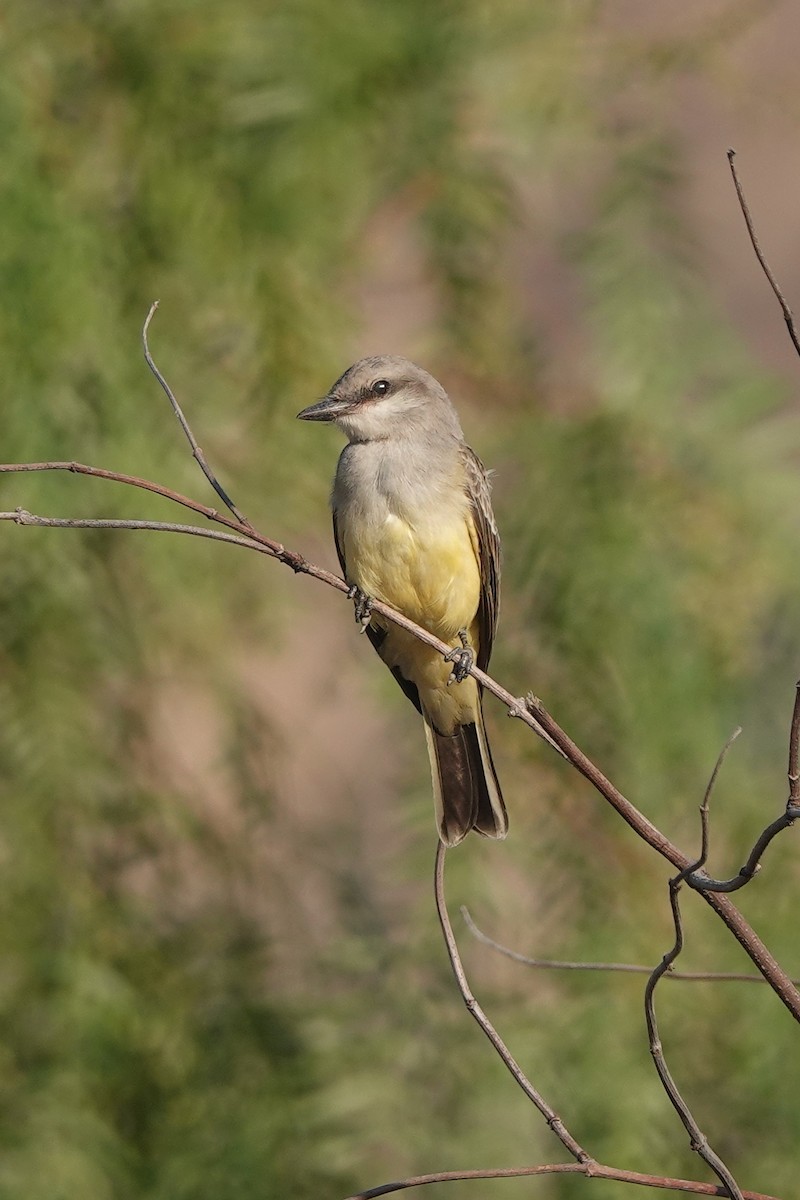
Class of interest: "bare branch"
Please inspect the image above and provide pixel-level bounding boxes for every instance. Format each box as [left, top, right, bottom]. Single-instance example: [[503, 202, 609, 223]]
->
[[699, 728, 742, 860], [686, 707, 798, 895], [644, 740, 747, 1200], [0, 460, 309, 571], [0, 509, 269, 556], [727, 149, 800, 360], [688, 809, 799, 894], [142, 300, 253, 527], [519, 694, 800, 1021], [3, 291, 800, 1021], [351, 838, 781, 1200], [344, 1162, 781, 1199], [433, 843, 590, 1162], [2, 457, 799, 1020], [460, 907, 800, 986]]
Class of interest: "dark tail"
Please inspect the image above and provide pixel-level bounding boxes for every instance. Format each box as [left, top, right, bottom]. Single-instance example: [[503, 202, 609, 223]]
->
[[423, 703, 508, 847]]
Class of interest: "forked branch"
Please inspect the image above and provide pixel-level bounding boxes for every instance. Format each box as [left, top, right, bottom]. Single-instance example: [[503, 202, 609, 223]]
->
[[344, 843, 777, 1200]]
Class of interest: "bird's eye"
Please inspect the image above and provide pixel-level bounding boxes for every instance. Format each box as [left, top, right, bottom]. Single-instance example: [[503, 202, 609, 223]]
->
[[372, 379, 391, 396]]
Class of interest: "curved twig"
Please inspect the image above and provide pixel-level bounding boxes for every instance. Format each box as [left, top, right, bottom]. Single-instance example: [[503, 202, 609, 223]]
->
[[644, 736, 746, 1199], [433, 843, 589, 1162], [727, 150, 800, 360], [688, 809, 799, 893], [142, 301, 253, 527], [688, 702, 800, 893], [460, 907, 800, 986]]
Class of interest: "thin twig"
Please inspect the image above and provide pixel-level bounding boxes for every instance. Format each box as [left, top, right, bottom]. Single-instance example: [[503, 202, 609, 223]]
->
[[433, 843, 590, 1161], [688, 809, 800, 894], [727, 149, 800, 360], [687, 722, 799, 894], [142, 301, 253, 527], [460, 907, 800, 986], [699, 728, 742, 855], [0, 510, 268, 556], [787, 681, 800, 807], [0, 460, 314, 574], [644, 738, 746, 1200]]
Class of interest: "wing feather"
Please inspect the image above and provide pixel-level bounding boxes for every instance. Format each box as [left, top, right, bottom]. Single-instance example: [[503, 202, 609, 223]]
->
[[463, 447, 501, 671]]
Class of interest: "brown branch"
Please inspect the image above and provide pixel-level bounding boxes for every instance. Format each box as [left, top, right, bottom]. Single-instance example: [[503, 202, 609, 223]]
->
[[644, 736, 746, 1200], [2, 458, 799, 1020], [142, 301, 253, 528], [688, 707, 800, 893], [344, 1162, 780, 1199], [359, 842, 779, 1200], [3, 291, 800, 1018], [4, 305, 797, 1198], [727, 149, 800, 360], [433, 842, 589, 1162], [519, 694, 800, 1020], [460, 907, 800, 986], [0, 460, 308, 571], [0, 509, 270, 555]]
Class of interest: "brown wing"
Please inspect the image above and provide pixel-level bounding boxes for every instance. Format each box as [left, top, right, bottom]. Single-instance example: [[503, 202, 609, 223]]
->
[[464, 447, 501, 672], [332, 507, 348, 581]]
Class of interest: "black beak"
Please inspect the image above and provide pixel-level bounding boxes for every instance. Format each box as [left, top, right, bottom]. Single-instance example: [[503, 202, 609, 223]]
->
[[296, 394, 350, 422]]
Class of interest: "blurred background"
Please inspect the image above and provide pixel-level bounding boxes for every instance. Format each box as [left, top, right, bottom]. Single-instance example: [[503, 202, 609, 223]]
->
[[1, 1, 800, 1196]]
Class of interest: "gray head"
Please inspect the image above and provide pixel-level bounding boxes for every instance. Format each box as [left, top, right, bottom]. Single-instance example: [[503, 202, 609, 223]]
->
[[297, 355, 464, 445]]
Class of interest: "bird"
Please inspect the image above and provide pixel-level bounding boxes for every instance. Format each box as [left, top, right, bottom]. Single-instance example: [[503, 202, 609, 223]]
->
[[297, 355, 507, 847]]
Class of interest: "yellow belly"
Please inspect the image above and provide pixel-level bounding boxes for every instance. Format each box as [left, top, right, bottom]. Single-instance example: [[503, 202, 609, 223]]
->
[[343, 511, 480, 641], [343, 510, 483, 736]]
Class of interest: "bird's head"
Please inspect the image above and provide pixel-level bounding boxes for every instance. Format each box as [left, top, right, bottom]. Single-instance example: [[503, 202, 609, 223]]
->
[[297, 355, 461, 444]]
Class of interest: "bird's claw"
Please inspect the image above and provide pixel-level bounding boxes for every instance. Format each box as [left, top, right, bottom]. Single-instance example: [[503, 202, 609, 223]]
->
[[347, 585, 373, 632], [445, 631, 474, 684]]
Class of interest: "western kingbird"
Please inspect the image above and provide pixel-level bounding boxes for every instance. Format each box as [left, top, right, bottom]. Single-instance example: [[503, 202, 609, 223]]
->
[[298, 355, 507, 846]]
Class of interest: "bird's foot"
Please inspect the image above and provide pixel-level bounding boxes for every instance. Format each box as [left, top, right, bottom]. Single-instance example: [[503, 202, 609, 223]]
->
[[347, 585, 373, 632], [445, 630, 474, 684]]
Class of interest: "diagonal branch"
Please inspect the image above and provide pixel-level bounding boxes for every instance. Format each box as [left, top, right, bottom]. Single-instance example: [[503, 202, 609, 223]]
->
[[2, 456, 799, 1021], [727, 150, 800, 360], [2, 295, 800, 1020], [519, 694, 800, 1021], [433, 842, 589, 1163]]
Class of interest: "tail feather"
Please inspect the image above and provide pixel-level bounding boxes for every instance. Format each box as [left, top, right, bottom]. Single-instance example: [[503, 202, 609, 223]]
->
[[471, 712, 508, 840], [423, 703, 508, 847]]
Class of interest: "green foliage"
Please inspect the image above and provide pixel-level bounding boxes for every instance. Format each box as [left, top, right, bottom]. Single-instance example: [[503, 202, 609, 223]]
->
[[1, 1, 799, 1197]]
